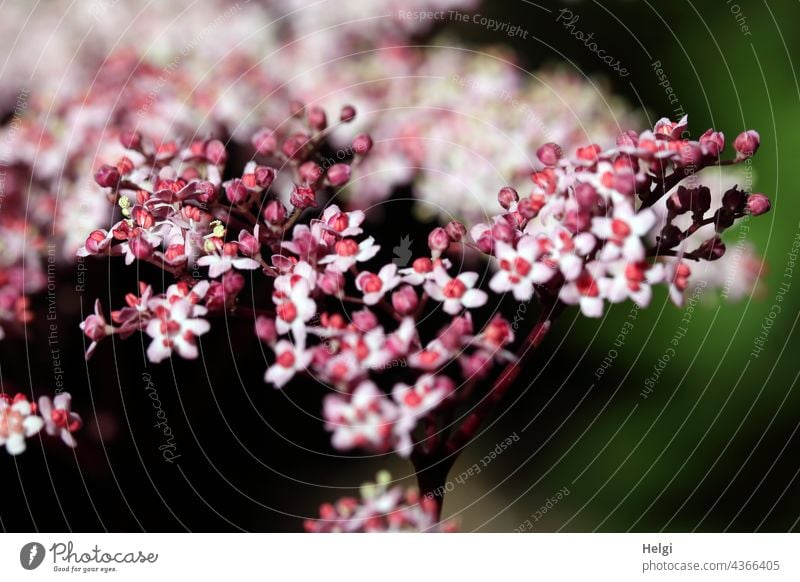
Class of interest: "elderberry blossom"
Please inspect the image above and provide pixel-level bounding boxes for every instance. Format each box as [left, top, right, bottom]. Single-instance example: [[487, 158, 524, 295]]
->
[[0, 392, 82, 455], [305, 472, 458, 533]]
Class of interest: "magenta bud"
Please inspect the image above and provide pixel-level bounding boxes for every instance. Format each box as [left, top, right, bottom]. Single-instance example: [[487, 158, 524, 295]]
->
[[225, 179, 249, 205], [299, 161, 323, 184], [94, 164, 120, 188], [263, 200, 287, 224], [574, 183, 599, 208], [119, 130, 141, 150], [497, 186, 519, 210], [254, 165, 275, 188], [326, 163, 351, 187], [427, 227, 450, 254], [667, 186, 692, 215], [237, 231, 260, 257], [536, 142, 562, 166], [255, 316, 277, 344], [290, 185, 318, 209], [490, 222, 515, 244], [222, 271, 245, 296], [205, 139, 227, 165], [352, 309, 378, 332], [252, 128, 277, 156], [695, 236, 726, 261], [352, 133, 373, 156], [318, 269, 344, 296], [746, 193, 771, 216], [282, 133, 310, 159], [391, 285, 418, 315], [734, 130, 760, 159], [475, 232, 494, 254], [307, 105, 328, 131], [445, 221, 467, 242], [699, 129, 725, 157], [129, 236, 153, 260], [340, 105, 356, 123]]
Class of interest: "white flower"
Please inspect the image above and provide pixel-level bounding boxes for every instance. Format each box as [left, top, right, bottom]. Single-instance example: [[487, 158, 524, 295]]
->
[[489, 236, 554, 300], [318, 236, 380, 272], [0, 397, 44, 455], [273, 278, 317, 342], [38, 393, 82, 447], [323, 381, 401, 454], [424, 266, 487, 315], [265, 339, 312, 388], [145, 299, 211, 363], [356, 264, 401, 305], [320, 204, 365, 237], [197, 252, 259, 278], [591, 203, 656, 262]]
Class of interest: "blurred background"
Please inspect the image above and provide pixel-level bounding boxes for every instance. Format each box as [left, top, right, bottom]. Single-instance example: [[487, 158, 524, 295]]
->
[[1, 0, 799, 532]]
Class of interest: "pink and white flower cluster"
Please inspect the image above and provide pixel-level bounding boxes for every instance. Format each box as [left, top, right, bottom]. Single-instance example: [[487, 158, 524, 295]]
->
[[304, 471, 458, 533], [0, 392, 82, 455]]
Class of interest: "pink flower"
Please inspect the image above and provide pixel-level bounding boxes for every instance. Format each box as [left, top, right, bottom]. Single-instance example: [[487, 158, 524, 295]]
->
[[392, 374, 453, 418], [197, 245, 260, 278], [424, 266, 487, 315], [558, 266, 605, 318], [80, 299, 112, 358], [591, 203, 656, 262], [38, 393, 82, 447], [489, 236, 554, 300], [145, 300, 211, 363], [273, 279, 317, 341], [320, 204, 365, 237], [265, 339, 312, 388], [356, 264, 401, 305], [323, 381, 400, 454], [318, 236, 380, 272], [0, 396, 44, 455]]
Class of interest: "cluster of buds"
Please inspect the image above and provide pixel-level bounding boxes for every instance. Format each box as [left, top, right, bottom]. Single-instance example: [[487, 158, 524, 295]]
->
[[0, 392, 82, 455], [468, 117, 769, 316], [304, 472, 458, 533]]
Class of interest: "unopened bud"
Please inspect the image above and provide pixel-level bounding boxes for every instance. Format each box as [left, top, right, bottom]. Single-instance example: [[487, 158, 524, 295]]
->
[[536, 142, 562, 166], [734, 130, 760, 159], [497, 186, 519, 210], [427, 227, 450, 254], [352, 133, 373, 156], [327, 163, 351, 187], [746, 193, 771, 216], [445, 221, 467, 242], [340, 105, 356, 123], [225, 179, 249, 205]]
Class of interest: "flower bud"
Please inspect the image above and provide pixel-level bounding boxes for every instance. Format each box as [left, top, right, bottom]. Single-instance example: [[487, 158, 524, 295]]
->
[[307, 105, 327, 131], [574, 183, 599, 208], [263, 200, 287, 224], [255, 316, 277, 344], [352, 309, 378, 332], [616, 130, 639, 148], [290, 100, 305, 117], [129, 235, 153, 260], [445, 221, 467, 242], [391, 285, 418, 315], [427, 227, 450, 254], [689, 186, 711, 217], [119, 130, 141, 150], [491, 222, 515, 244], [282, 133, 309, 159], [658, 224, 682, 248], [536, 142, 562, 166], [713, 208, 735, 232], [290, 185, 318, 209], [667, 185, 692, 215], [352, 133, 373, 156], [225, 178, 249, 205], [326, 163, 351, 187], [497, 186, 519, 210], [734, 130, 760, 159], [721, 187, 747, 212], [746, 193, 771, 216], [94, 164, 120, 188], [695, 236, 726, 261], [318, 269, 344, 296], [205, 139, 227, 165], [252, 128, 277, 156], [699, 129, 725, 157], [254, 165, 275, 188], [299, 161, 323, 184], [222, 271, 245, 296], [237, 230, 260, 257], [340, 105, 356, 123]]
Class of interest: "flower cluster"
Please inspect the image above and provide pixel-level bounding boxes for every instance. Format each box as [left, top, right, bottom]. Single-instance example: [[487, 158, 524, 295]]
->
[[304, 472, 458, 533], [0, 392, 82, 455], [471, 116, 769, 316]]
